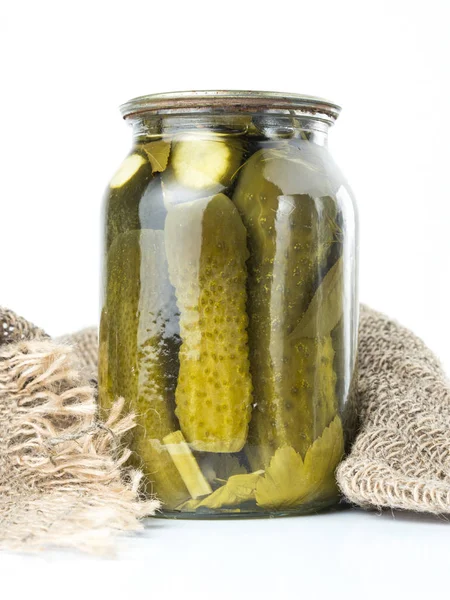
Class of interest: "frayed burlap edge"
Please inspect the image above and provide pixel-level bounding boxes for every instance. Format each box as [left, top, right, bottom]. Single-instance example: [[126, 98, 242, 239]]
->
[[0, 339, 160, 555]]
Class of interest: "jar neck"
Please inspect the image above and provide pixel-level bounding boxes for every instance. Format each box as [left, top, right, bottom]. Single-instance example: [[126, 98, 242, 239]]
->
[[128, 112, 330, 147]]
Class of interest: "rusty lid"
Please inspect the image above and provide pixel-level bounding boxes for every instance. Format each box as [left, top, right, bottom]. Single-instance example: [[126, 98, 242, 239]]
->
[[120, 90, 341, 124]]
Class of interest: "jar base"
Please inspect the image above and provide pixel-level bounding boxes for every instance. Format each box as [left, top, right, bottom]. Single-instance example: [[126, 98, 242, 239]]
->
[[154, 496, 346, 520]]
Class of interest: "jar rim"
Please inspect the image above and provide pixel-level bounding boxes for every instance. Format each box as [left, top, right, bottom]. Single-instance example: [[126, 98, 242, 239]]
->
[[120, 90, 341, 124]]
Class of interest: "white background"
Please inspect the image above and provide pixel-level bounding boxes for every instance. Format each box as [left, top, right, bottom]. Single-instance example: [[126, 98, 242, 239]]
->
[[1, 1, 450, 596], [1, 510, 450, 600], [1, 0, 449, 371]]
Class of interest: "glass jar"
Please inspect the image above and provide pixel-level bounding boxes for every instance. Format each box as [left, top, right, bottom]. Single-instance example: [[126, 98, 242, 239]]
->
[[99, 91, 358, 518]]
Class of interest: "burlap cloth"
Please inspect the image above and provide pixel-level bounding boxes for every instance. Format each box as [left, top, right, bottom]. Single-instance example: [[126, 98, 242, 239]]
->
[[0, 308, 159, 555], [337, 305, 450, 513], [1, 304, 449, 554]]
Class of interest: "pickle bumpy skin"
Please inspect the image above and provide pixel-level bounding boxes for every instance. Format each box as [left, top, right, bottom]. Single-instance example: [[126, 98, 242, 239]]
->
[[254, 335, 338, 468], [99, 228, 190, 508], [165, 193, 253, 453], [232, 146, 338, 467]]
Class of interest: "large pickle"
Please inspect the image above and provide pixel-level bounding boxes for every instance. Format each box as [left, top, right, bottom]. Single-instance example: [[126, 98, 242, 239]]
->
[[165, 193, 253, 453], [100, 228, 190, 508], [232, 145, 339, 467]]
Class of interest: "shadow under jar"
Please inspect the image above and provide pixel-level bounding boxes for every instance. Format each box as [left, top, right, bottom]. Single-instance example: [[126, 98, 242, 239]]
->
[[99, 91, 358, 518]]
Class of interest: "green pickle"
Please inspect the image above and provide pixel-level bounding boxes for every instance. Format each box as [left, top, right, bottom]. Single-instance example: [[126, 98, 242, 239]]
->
[[103, 140, 172, 250], [100, 121, 352, 516], [104, 153, 153, 251], [232, 146, 340, 468], [165, 193, 253, 453], [100, 228, 190, 508]]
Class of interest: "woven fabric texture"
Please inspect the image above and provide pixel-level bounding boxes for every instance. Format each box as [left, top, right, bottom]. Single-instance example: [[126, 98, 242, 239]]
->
[[337, 305, 450, 513], [0, 308, 159, 554], [57, 326, 98, 380], [0, 308, 48, 345]]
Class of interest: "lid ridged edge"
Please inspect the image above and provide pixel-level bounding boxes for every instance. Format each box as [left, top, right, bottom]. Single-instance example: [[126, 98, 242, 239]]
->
[[120, 90, 341, 123]]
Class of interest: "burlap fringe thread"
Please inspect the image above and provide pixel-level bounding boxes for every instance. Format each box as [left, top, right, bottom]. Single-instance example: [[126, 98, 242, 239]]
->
[[0, 311, 159, 555]]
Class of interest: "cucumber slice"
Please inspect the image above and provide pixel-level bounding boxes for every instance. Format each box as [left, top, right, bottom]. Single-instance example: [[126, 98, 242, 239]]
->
[[171, 137, 242, 190], [165, 193, 253, 453], [110, 154, 146, 188]]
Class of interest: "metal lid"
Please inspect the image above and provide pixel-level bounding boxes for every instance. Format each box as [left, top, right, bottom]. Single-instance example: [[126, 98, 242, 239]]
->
[[120, 90, 341, 124]]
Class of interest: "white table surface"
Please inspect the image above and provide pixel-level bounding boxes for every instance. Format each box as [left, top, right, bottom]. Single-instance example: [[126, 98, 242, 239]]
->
[[1, 507, 448, 600]]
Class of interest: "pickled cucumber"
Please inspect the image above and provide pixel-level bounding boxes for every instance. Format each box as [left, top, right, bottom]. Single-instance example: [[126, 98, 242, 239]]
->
[[254, 336, 338, 468], [104, 141, 172, 251], [172, 137, 242, 190], [162, 137, 243, 208], [165, 193, 253, 452], [99, 228, 189, 508], [104, 153, 153, 252], [232, 146, 338, 467]]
